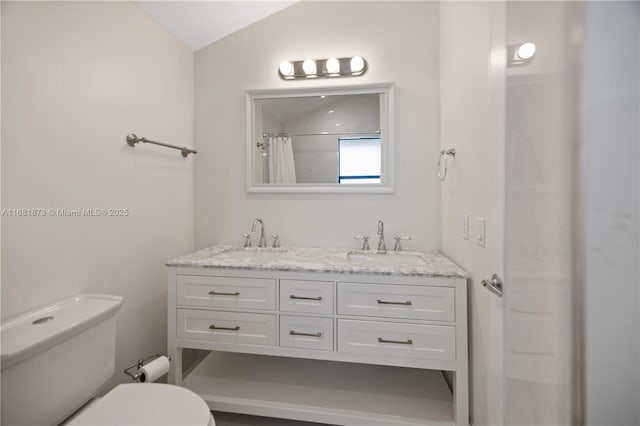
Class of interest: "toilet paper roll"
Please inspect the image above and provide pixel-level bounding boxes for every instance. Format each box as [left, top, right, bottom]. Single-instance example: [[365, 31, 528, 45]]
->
[[138, 356, 170, 383]]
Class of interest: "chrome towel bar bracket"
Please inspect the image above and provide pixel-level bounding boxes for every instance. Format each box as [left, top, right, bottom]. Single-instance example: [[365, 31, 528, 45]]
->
[[126, 133, 197, 158]]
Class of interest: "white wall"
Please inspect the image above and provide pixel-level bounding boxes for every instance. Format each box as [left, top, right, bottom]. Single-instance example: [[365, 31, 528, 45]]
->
[[582, 2, 640, 424], [194, 1, 440, 251], [439, 3, 500, 424], [1, 1, 194, 387]]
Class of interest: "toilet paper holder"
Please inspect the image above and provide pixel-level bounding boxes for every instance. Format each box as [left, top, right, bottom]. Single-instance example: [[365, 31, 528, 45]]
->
[[124, 353, 172, 382]]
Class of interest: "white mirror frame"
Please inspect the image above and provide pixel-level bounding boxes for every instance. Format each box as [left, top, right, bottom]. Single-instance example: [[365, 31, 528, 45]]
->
[[246, 82, 395, 193]]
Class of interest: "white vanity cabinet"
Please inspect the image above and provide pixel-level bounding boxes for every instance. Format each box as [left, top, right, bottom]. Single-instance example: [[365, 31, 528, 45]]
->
[[168, 266, 468, 426]]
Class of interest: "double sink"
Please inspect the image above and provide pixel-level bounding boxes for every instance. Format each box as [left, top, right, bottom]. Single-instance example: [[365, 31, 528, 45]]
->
[[210, 247, 429, 267]]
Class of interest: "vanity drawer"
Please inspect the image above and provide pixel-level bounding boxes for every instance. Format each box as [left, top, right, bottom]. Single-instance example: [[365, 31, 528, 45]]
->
[[337, 282, 455, 322], [177, 309, 276, 346], [338, 319, 455, 361], [177, 275, 276, 310], [279, 315, 334, 351], [280, 279, 334, 315]]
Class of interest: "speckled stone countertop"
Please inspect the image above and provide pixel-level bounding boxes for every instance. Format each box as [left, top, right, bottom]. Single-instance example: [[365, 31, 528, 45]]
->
[[166, 245, 468, 278]]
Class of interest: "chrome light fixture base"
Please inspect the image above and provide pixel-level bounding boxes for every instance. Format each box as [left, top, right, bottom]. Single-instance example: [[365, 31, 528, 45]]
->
[[278, 56, 367, 80]]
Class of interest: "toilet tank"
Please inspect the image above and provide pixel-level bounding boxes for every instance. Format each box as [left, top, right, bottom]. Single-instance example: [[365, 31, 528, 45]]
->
[[1, 294, 123, 426]]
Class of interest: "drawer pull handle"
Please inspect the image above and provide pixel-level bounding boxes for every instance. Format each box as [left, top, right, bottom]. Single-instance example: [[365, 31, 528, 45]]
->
[[378, 337, 413, 345], [377, 299, 412, 306], [290, 295, 322, 301], [209, 325, 240, 331], [208, 291, 240, 296], [290, 330, 322, 337]]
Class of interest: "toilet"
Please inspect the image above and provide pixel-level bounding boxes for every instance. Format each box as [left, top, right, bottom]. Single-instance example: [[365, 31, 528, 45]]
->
[[0, 294, 215, 426]]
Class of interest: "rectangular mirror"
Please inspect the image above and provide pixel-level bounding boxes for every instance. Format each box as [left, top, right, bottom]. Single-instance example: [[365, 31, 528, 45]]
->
[[246, 83, 394, 193]]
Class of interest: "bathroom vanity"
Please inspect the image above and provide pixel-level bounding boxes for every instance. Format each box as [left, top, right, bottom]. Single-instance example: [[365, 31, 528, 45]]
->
[[167, 247, 469, 425]]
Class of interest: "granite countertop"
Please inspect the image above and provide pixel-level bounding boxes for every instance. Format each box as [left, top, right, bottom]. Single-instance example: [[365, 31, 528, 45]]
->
[[166, 245, 468, 278]]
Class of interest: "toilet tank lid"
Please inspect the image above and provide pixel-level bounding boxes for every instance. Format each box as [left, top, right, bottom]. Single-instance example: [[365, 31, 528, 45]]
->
[[1, 294, 123, 370]]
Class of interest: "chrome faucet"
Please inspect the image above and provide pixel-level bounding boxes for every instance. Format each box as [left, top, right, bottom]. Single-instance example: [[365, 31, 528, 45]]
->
[[377, 220, 386, 252], [354, 235, 370, 250], [251, 218, 267, 248], [393, 236, 411, 251]]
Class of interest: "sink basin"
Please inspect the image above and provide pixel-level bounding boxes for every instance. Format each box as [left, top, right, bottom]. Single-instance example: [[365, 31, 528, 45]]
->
[[346, 251, 429, 267], [211, 248, 288, 261]]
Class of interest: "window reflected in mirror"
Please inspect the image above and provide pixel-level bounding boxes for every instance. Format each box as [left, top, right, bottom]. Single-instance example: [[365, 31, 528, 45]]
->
[[338, 137, 381, 184]]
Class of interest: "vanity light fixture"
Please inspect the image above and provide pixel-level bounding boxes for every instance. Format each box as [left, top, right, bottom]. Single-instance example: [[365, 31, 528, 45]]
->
[[326, 57, 340, 74], [279, 60, 294, 77], [350, 56, 365, 74], [302, 59, 317, 76], [278, 56, 368, 79], [508, 42, 537, 66]]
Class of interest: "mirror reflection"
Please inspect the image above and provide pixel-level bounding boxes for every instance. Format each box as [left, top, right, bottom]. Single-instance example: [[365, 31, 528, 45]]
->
[[247, 84, 393, 193], [256, 94, 380, 185]]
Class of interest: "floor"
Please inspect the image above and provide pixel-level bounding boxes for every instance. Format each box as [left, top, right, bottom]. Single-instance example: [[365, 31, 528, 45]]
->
[[214, 412, 332, 426]]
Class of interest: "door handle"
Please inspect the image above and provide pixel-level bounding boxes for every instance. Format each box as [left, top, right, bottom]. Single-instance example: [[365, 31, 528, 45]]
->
[[482, 274, 503, 297]]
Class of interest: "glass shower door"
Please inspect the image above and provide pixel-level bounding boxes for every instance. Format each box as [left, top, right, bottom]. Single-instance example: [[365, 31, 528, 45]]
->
[[502, 2, 580, 424]]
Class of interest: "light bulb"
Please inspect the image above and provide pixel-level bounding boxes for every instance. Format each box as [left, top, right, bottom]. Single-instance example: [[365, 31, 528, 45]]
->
[[279, 60, 294, 77], [326, 57, 340, 74], [350, 56, 364, 73], [302, 59, 317, 75], [516, 42, 536, 60]]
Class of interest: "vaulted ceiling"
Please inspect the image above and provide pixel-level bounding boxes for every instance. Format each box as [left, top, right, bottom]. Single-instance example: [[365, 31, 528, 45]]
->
[[134, 1, 298, 51]]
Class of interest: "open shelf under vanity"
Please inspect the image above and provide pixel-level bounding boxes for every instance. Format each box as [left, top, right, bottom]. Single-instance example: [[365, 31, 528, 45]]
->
[[183, 351, 454, 426]]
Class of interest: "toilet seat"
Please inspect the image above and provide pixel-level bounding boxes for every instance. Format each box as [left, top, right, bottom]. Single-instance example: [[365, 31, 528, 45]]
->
[[67, 383, 215, 426]]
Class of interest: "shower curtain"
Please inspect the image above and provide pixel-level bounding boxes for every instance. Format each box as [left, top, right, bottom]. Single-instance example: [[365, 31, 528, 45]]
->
[[268, 136, 297, 184]]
